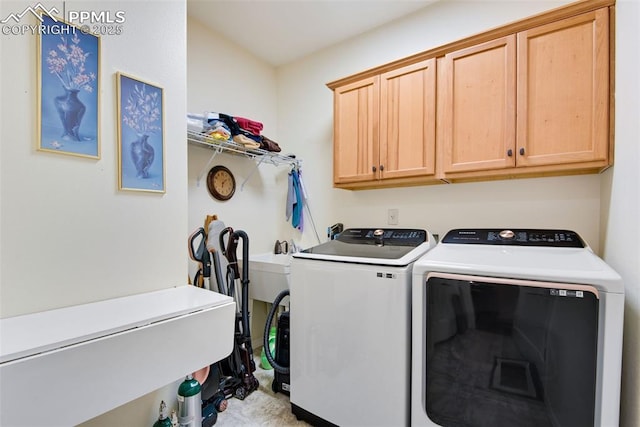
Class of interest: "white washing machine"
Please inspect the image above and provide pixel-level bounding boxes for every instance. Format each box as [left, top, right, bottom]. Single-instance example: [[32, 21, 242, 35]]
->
[[290, 228, 436, 426], [411, 229, 625, 427]]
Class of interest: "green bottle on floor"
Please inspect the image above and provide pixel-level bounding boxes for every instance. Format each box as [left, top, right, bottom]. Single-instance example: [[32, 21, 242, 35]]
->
[[260, 326, 277, 370]]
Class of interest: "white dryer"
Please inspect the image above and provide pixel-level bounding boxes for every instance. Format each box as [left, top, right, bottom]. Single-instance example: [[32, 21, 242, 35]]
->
[[411, 229, 625, 427], [291, 228, 436, 426]]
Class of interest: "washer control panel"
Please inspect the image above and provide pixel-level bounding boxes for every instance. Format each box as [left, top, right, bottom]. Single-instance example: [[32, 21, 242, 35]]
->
[[338, 228, 427, 247], [442, 229, 585, 248]]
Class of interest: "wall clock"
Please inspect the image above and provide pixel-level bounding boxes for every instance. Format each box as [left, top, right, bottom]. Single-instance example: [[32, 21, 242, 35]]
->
[[206, 165, 236, 201]]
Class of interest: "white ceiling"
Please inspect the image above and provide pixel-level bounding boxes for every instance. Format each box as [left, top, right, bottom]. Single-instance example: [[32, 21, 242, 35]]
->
[[187, 0, 437, 67]]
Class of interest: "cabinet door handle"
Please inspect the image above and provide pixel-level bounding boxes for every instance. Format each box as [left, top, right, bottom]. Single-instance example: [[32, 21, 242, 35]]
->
[[380, 165, 384, 171], [519, 147, 525, 155], [507, 149, 513, 157], [372, 166, 377, 173]]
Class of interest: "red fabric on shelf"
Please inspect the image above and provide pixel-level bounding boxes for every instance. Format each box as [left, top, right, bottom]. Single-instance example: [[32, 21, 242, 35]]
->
[[235, 116, 263, 135]]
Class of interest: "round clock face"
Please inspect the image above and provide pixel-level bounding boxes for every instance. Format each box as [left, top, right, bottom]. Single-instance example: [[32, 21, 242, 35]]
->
[[206, 165, 236, 201]]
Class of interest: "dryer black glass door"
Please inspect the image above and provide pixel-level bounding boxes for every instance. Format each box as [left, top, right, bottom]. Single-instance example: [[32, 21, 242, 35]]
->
[[424, 275, 599, 427]]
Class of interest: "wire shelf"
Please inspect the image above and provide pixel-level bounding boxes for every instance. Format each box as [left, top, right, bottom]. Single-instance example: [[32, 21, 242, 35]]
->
[[188, 130, 300, 189]]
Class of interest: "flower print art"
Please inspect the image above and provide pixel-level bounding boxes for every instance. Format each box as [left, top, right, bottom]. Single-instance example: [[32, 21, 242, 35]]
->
[[117, 73, 165, 193], [37, 14, 100, 158], [47, 33, 96, 93], [122, 82, 161, 136]]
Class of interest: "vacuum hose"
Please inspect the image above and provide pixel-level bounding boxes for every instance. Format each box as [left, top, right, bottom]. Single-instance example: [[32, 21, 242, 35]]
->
[[263, 289, 290, 374]]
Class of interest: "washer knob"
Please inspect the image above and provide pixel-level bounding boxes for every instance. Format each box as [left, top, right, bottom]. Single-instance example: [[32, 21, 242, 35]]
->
[[373, 229, 385, 246], [499, 230, 515, 240]]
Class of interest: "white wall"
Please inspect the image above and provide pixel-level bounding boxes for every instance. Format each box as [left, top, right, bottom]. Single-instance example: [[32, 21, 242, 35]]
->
[[0, 0, 189, 425], [601, 1, 640, 426], [1, 0, 188, 317]]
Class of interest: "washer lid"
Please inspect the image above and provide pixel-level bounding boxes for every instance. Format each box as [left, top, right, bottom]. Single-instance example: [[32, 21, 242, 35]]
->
[[294, 228, 435, 265]]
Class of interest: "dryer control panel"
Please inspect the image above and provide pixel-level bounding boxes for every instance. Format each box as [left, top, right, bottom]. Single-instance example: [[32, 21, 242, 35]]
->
[[442, 229, 585, 247]]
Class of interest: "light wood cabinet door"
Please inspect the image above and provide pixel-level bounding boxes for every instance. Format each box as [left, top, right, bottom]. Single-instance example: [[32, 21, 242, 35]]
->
[[379, 59, 437, 179], [333, 76, 380, 184], [516, 8, 609, 167], [440, 35, 517, 174]]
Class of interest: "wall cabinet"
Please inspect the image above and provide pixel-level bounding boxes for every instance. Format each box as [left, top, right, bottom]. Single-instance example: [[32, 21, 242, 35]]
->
[[439, 35, 517, 174], [516, 8, 609, 169], [329, 0, 613, 189], [331, 59, 437, 189], [439, 8, 610, 181], [332, 76, 378, 185]]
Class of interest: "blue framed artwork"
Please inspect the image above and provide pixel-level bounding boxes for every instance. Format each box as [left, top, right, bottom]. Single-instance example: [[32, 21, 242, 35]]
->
[[116, 72, 165, 193], [37, 14, 100, 159]]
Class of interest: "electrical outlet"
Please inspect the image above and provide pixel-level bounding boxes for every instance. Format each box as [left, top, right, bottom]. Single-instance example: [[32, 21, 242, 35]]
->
[[387, 208, 399, 225]]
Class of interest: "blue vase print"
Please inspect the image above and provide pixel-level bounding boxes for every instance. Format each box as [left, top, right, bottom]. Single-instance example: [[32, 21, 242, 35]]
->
[[54, 88, 86, 141], [130, 134, 154, 178]]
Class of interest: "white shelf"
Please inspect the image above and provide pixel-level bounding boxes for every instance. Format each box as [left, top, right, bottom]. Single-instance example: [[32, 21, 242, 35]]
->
[[0, 286, 235, 426], [188, 130, 300, 189]]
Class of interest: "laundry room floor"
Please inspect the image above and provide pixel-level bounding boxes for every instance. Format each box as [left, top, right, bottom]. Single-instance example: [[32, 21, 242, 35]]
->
[[214, 348, 309, 426]]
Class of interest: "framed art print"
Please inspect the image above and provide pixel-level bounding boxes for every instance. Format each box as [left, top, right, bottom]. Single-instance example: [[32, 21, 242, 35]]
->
[[116, 72, 165, 193], [37, 14, 100, 159]]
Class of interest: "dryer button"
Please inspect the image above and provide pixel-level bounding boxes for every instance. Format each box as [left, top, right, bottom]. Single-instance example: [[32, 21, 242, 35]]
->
[[499, 230, 515, 240]]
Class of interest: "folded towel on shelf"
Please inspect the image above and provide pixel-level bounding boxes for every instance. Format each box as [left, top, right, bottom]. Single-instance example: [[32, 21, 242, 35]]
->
[[233, 134, 260, 149], [204, 119, 232, 141], [187, 112, 224, 133], [239, 129, 262, 143], [187, 113, 205, 133], [260, 135, 281, 152], [235, 116, 263, 135]]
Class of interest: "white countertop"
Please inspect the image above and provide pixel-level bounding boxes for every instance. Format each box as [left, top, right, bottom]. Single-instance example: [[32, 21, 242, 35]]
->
[[0, 285, 232, 364]]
